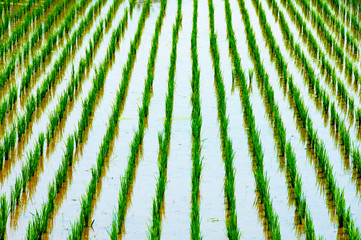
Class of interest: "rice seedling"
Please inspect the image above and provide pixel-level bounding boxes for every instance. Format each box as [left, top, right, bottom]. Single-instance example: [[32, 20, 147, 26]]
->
[[1, 0, 361, 237], [108, 0, 169, 237], [188, 0, 202, 238], [0, 195, 9, 239], [147, 3, 181, 239], [0, 0, 89, 110], [260, 0, 361, 235], [0, 0, 59, 59], [0, 0, 109, 222], [0, 0, 105, 161], [208, 0, 241, 238], [24, 2, 126, 235]]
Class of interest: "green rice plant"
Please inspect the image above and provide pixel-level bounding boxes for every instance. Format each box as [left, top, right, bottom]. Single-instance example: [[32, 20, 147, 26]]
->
[[356, 108, 361, 126], [0, 194, 9, 239], [284, 0, 360, 102], [187, 0, 202, 238], [351, 148, 361, 175], [105, 0, 170, 237], [263, 0, 361, 235], [0, 0, 59, 59], [209, 0, 241, 238], [0, 0, 107, 167], [0, 0, 88, 115]]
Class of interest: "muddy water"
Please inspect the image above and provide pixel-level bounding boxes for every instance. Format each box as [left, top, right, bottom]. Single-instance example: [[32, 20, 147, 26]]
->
[[159, 0, 192, 238], [259, 0, 361, 232]]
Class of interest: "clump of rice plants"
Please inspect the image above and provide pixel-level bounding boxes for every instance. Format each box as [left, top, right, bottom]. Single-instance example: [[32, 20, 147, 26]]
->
[[208, 0, 240, 238], [108, 0, 167, 237], [0, 195, 9, 239], [238, 0, 319, 237], [188, 0, 202, 238], [147, 2, 181, 238]]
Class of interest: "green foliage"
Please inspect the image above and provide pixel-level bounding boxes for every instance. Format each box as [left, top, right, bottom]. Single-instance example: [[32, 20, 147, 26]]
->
[[0, 195, 9, 239]]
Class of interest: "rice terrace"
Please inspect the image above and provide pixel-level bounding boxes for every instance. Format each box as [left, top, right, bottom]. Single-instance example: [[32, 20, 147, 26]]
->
[[0, 0, 361, 238]]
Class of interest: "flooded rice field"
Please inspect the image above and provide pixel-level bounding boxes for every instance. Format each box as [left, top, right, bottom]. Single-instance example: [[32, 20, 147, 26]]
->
[[0, 0, 361, 238]]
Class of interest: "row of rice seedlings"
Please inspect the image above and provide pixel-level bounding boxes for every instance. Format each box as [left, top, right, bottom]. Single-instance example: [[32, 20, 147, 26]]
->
[[239, 2, 287, 156], [300, 0, 358, 57], [0, 0, 41, 39], [9, 132, 45, 211], [267, 0, 361, 169], [256, 3, 360, 229], [146, 2, 181, 239], [0, 0, 12, 15], [74, 6, 130, 147], [129, 0, 138, 16], [283, 0, 350, 90], [263, 4, 361, 234], [107, 0, 168, 237], [24, 3, 127, 239], [249, 1, 326, 238], [0, 0, 104, 174], [45, 0, 123, 147], [0, 0, 106, 206], [330, 103, 361, 175], [46, 19, 106, 145], [29, 0, 75, 52], [69, 1, 153, 238], [68, 8, 130, 238], [288, 77, 361, 239], [188, 0, 202, 238], [271, 0, 356, 119], [0, 85, 16, 125], [285, 144, 317, 239], [208, 0, 240, 238], [0, 16, 50, 92], [25, 134, 73, 240], [0, 0, 89, 101], [0, 194, 9, 239], [236, 0, 281, 238], [338, 0, 360, 18], [19, 0, 104, 95], [0, 0, 57, 60], [281, 0, 361, 100], [311, 0, 359, 56], [326, 0, 361, 39], [295, 0, 361, 80], [260, 0, 330, 118], [0, 0, 81, 127]]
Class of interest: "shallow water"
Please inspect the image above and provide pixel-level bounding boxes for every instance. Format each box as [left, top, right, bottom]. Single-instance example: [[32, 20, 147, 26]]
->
[[2, 0, 361, 238]]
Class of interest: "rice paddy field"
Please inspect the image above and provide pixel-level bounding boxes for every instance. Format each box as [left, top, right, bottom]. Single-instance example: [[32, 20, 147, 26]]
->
[[0, 0, 361, 238]]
